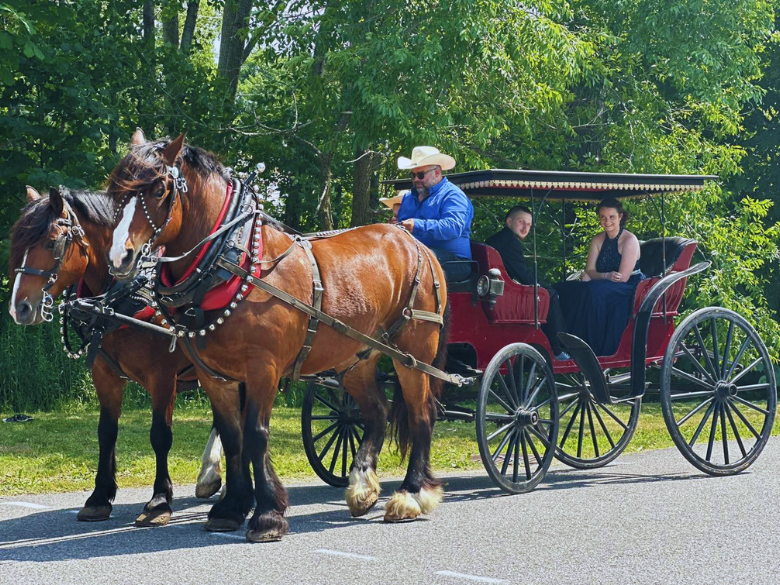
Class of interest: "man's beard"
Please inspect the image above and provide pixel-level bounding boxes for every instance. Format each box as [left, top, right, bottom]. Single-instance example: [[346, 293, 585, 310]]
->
[[416, 185, 429, 198]]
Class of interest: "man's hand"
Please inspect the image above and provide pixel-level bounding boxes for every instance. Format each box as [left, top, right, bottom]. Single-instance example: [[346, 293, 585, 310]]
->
[[399, 219, 414, 232]]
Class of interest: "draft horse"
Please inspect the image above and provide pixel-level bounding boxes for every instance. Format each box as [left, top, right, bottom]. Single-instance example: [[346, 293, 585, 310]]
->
[[8, 186, 223, 526], [107, 130, 449, 542]]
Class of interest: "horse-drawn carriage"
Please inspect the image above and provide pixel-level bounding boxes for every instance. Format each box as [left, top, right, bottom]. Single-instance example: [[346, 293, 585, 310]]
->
[[301, 169, 777, 494], [9, 135, 776, 540]]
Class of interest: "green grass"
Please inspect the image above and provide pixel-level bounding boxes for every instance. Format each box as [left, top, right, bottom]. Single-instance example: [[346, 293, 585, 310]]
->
[[1, 399, 779, 496]]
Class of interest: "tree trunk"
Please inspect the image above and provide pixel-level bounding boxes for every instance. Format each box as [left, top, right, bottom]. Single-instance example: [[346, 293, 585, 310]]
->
[[217, 0, 253, 101], [317, 153, 335, 231], [350, 148, 374, 227], [162, 10, 180, 49], [180, 1, 200, 54], [140, 1, 156, 128]]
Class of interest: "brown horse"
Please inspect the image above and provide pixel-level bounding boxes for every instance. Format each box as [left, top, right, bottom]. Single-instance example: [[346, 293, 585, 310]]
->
[[8, 186, 223, 525], [106, 130, 449, 542]]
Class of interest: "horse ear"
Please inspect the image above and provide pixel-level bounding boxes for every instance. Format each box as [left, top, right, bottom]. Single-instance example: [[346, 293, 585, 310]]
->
[[131, 127, 146, 146], [49, 187, 65, 217], [26, 186, 41, 202], [162, 133, 186, 167]]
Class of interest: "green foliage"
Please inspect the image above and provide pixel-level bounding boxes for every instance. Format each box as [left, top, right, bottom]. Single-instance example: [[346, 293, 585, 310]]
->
[[1, 0, 778, 410]]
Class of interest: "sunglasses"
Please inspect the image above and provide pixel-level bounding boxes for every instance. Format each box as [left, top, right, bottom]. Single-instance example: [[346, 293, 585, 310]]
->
[[410, 168, 435, 180]]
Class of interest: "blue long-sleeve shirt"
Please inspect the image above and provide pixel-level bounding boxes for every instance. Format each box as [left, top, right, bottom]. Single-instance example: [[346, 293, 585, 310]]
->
[[397, 177, 474, 259]]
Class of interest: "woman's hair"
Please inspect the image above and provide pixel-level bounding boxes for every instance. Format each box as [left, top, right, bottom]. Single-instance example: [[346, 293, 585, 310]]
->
[[596, 197, 629, 227]]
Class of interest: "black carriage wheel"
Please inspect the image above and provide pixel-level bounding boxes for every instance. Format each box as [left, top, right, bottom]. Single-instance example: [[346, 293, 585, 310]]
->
[[301, 383, 365, 487], [554, 373, 641, 469], [660, 308, 776, 475], [476, 343, 559, 494]]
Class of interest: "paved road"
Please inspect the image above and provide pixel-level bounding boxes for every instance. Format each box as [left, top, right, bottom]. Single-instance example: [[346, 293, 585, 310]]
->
[[1, 438, 779, 585]]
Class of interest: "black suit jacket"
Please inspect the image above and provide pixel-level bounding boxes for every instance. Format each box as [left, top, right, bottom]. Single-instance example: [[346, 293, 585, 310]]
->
[[485, 227, 549, 288]]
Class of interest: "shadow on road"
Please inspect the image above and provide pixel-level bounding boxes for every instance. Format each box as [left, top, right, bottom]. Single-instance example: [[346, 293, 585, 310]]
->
[[0, 464, 725, 562]]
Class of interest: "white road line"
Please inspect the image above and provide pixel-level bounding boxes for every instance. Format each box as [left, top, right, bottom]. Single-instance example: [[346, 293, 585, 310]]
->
[[1, 501, 51, 510], [315, 549, 375, 561], [435, 570, 503, 583]]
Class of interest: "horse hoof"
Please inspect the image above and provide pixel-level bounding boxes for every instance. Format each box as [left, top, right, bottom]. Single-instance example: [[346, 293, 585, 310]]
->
[[135, 508, 172, 527], [383, 491, 421, 523], [348, 491, 378, 517], [346, 468, 380, 517], [77, 505, 112, 522], [195, 475, 222, 499], [204, 517, 242, 532], [246, 528, 285, 543]]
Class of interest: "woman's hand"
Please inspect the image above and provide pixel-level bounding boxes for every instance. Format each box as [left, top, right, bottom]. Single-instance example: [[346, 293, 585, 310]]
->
[[605, 271, 623, 282]]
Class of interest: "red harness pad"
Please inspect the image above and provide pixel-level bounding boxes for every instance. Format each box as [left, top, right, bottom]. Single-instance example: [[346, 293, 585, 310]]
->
[[76, 280, 156, 328]]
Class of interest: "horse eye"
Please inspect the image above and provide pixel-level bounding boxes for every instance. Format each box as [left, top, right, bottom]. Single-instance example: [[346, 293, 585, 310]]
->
[[45, 240, 56, 250]]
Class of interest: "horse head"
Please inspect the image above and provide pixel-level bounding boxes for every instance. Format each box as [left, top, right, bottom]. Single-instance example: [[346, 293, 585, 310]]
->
[[8, 186, 91, 325], [107, 129, 194, 280]]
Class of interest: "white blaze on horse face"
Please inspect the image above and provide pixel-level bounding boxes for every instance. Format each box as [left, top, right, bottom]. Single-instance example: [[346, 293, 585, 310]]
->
[[9, 249, 29, 322], [110, 197, 137, 269]]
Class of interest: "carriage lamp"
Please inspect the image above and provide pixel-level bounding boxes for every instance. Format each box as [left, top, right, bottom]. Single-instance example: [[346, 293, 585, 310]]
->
[[477, 269, 505, 305]]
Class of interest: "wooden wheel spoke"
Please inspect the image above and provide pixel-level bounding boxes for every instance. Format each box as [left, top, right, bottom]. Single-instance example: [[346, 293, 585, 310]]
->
[[720, 405, 729, 465], [317, 423, 342, 460], [725, 337, 751, 380], [680, 343, 716, 385], [524, 430, 543, 467], [687, 401, 716, 448], [586, 402, 600, 457], [489, 388, 515, 414], [501, 432, 516, 476], [710, 318, 721, 381], [520, 432, 532, 481], [724, 403, 748, 458], [596, 402, 629, 431], [676, 397, 714, 427], [312, 421, 340, 443], [576, 400, 586, 458], [732, 395, 770, 417], [730, 358, 763, 385], [328, 428, 345, 474], [693, 323, 719, 381], [669, 367, 716, 392], [705, 403, 721, 462], [487, 421, 516, 442], [313, 392, 342, 413], [492, 428, 515, 463], [720, 321, 735, 379], [559, 401, 581, 447], [522, 377, 547, 410], [504, 358, 519, 408], [728, 401, 762, 440], [589, 403, 616, 448]]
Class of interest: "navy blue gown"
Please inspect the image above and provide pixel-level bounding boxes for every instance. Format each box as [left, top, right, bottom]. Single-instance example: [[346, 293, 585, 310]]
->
[[554, 228, 645, 356]]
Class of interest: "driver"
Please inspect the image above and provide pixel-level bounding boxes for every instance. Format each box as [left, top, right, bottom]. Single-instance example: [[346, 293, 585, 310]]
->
[[391, 146, 474, 282]]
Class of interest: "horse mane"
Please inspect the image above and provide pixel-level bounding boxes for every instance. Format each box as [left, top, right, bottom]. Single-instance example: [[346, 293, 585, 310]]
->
[[107, 139, 231, 196], [9, 188, 113, 273]]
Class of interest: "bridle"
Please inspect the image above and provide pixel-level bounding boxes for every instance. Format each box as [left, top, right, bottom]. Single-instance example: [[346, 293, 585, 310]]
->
[[111, 163, 188, 271], [14, 203, 88, 322]]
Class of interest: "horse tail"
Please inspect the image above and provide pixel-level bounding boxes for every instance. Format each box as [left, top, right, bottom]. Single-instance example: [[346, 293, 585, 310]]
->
[[389, 302, 450, 462]]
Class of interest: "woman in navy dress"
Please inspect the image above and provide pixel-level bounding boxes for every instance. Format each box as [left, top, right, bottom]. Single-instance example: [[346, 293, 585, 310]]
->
[[555, 198, 645, 356]]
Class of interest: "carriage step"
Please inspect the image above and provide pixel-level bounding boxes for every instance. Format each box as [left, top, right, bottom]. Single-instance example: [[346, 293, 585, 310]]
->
[[557, 333, 613, 405]]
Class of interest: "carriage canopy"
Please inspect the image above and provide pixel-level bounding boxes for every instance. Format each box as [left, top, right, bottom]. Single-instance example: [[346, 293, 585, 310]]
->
[[385, 169, 718, 201]]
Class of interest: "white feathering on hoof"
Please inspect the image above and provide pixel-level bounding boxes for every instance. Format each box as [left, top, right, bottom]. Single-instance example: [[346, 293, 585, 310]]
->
[[384, 490, 421, 522], [414, 483, 443, 514], [346, 468, 380, 516]]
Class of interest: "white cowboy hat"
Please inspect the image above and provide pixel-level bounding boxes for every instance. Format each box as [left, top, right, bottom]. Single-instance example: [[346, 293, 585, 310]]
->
[[379, 194, 405, 209], [397, 146, 456, 171]]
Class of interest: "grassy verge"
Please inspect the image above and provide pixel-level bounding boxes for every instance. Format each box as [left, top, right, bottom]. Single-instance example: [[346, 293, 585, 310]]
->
[[1, 399, 779, 496]]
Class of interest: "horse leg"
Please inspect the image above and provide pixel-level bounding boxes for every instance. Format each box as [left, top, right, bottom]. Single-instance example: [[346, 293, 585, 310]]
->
[[78, 361, 124, 522], [201, 380, 253, 532], [244, 374, 289, 543], [195, 424, 223, 499], [135, 384, 177, 527], [343, 354, 388, 517], [384, 357, 443, 522]]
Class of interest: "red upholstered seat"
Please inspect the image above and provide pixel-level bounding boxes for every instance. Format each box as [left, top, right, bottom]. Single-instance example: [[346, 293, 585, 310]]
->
[[470, 242, 550, 325], [632, 239, 697, 317]]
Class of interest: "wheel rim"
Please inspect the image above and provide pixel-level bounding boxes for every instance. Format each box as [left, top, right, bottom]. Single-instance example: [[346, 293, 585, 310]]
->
[[555, 372, 641, 468], [302, 384, 365, 487], [661, 308, 777, 474], [477, 344, 559, 494]]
